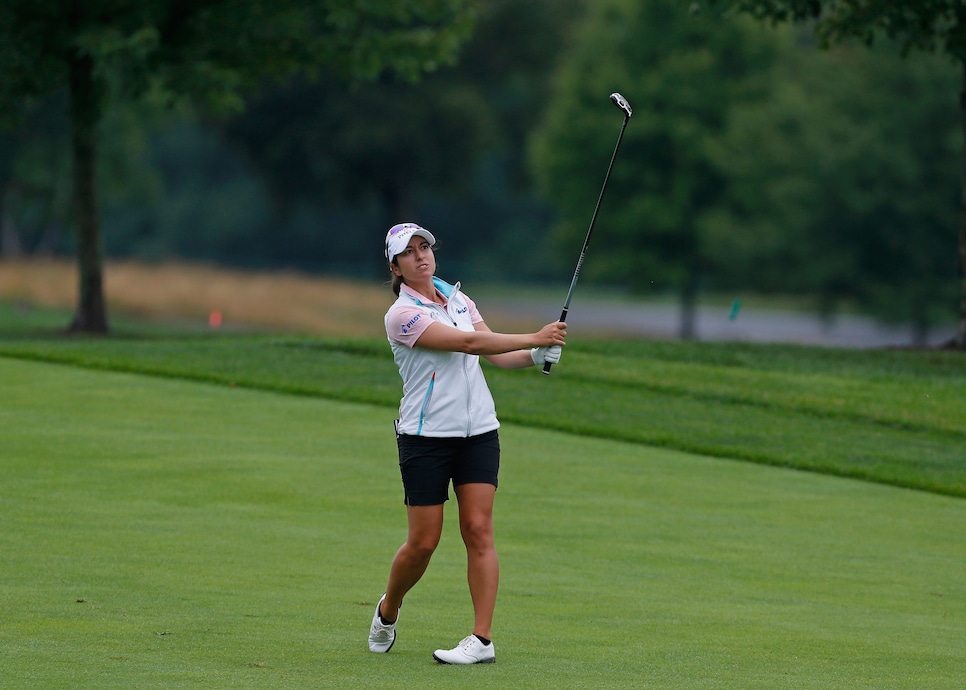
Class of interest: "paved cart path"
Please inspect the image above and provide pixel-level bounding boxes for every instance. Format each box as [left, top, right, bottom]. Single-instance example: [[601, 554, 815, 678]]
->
[[479, 295, 952, 349]]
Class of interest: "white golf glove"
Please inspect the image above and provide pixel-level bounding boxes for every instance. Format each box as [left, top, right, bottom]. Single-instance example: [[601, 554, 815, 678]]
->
[[531, 345, 562, 366]]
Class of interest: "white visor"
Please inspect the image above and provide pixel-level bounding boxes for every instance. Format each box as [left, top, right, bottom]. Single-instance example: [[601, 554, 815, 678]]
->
[[385, 223, 436, 263]]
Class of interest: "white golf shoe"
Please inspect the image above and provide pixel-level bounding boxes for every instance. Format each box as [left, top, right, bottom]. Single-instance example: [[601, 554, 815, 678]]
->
[[367, 593, 397, 653], [433, 635, 496, 664]]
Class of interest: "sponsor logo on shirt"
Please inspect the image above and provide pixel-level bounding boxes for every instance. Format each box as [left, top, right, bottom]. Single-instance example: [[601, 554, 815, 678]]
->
[[401, 314, 421, 334], [456, 306, 468, 315]]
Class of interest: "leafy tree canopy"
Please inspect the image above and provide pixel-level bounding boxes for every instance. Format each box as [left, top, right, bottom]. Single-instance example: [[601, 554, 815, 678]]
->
[[709, 36, 960, 338], [0, 0, 476, 332], [715, 0, 966, 58], [0, 0, 476, 118], [531, 0, 782, 336], [707, 0, 966, 346]]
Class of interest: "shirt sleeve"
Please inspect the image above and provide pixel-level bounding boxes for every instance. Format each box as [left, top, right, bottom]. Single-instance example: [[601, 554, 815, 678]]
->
[[386, 305, 434, 347], [461, 292, 484, 325]]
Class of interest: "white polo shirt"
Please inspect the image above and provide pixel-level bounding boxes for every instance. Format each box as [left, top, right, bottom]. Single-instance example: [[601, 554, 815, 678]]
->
[[385, 278, 500, 438]]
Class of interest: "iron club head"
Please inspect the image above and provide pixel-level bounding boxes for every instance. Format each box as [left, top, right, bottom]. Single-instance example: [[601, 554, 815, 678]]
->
[[610, 92, 632, 118]]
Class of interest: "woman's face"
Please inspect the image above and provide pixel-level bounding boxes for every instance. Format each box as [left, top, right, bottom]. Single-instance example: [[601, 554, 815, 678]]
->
[[393, 235, 436, 282]]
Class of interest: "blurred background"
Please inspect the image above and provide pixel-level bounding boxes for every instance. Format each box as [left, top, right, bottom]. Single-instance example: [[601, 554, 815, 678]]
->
[[1, 0, 962, 345]]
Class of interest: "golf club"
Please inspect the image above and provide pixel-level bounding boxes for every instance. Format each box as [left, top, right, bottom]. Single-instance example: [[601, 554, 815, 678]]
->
[[544, 92, 632, 374]]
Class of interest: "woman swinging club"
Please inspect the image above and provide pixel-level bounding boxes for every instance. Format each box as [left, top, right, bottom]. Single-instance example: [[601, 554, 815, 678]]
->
[[368, 222, 567, 664]]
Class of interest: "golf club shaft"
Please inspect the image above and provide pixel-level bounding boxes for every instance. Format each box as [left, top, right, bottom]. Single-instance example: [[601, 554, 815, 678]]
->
[[544, 96, 631, 374]]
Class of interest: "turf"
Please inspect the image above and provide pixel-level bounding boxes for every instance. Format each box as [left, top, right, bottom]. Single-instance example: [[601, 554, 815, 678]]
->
[[2, 356, 964, 688]]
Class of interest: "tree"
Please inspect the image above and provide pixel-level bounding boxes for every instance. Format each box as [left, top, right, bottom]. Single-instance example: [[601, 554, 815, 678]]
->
[[530, 0, 781, 338], [0, 0, 475, 333], [221, 0, 582, 279], [223, 71, 495, 249], [708, 0, 966, 346], [708, 36, 960, 344], [0, 95, 73, 258]]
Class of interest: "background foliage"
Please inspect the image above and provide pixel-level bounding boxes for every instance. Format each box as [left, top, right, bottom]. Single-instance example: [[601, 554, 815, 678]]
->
[[1, 0, 961, 341]]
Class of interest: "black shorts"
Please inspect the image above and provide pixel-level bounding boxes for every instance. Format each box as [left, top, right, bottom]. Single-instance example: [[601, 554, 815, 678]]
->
[[396, 429, 501, 506]]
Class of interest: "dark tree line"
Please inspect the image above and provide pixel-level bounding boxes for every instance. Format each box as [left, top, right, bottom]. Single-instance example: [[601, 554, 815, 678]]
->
[[0, 0, 475, 332], [1, 0, 963, 346]]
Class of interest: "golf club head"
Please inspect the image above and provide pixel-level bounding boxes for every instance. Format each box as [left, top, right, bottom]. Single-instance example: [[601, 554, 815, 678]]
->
[[610, 92, 632, 118]]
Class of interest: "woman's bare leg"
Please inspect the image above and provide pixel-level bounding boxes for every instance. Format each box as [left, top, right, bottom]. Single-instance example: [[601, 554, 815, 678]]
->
[[455, 483, 498, 639], [381, 503, 444, 621]]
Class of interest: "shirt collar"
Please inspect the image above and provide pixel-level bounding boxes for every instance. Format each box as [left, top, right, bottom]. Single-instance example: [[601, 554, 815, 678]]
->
[[401, 278, 459, 306]]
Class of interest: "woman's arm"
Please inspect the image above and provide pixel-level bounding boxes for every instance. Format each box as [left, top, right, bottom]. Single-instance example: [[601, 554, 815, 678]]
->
[[413, 319, 565, 365], [476, 321, 544, 369]]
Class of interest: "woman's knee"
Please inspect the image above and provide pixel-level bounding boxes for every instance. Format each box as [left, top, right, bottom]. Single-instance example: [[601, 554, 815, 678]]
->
[[405, 523, 442, 559], [460, 516, 494, 551], [405, 505, 443, 557], [407, 534, 441, 559]]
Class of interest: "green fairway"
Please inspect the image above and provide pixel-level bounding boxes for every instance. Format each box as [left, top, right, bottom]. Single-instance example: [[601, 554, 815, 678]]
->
[[3, 356, 964, 688]]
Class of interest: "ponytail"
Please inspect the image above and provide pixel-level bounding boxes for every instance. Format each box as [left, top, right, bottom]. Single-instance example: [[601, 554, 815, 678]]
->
[[389, 260, 403, 295]]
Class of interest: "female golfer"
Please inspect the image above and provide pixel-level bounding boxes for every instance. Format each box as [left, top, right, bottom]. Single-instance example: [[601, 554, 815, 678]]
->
[[368, 222, 566, 664]]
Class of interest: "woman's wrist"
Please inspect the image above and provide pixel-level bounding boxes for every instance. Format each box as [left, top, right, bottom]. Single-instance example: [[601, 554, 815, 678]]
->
[[530, 347, 543, 366]]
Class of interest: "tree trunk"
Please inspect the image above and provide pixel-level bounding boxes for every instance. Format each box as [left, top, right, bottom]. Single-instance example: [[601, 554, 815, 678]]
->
[[957, 60, 966, 348], [68, 51, 109, 334]]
